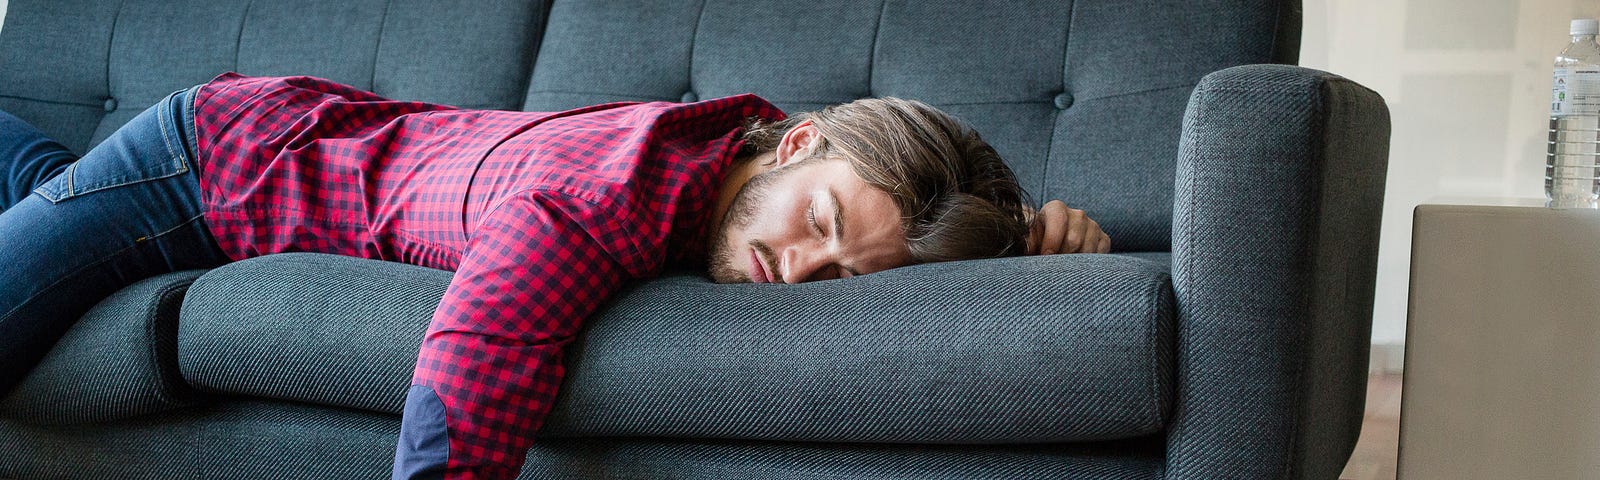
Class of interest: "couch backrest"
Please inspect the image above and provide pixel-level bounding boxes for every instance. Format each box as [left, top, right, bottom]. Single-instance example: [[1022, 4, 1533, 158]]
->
[[0, 0, 547, 153], [0, 0, 1299, 252], [525, 1, 1300, 251]]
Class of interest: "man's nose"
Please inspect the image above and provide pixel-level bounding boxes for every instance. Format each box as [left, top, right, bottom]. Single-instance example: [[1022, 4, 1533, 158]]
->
[[780, 246, 833, 284]]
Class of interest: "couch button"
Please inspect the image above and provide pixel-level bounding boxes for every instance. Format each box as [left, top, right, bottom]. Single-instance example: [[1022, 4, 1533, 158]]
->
[[1052, 91, 1073, 110], [681, 91, 699, 103], [103, 97, 118, 112]]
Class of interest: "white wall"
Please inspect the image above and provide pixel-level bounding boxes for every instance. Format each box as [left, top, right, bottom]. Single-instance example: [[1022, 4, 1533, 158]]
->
[[1, 0, 8, 36], [1300, 0, 1600, 346]]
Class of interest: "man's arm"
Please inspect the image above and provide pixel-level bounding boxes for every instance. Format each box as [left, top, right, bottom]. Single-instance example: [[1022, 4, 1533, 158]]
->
[[393, 193, 625, 480], [1023, 199, 1111, 255]]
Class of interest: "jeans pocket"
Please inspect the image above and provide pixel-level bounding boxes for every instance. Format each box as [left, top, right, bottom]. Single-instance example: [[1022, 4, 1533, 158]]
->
[[32, 155, 187, 204], [33, 97, 191, 204]]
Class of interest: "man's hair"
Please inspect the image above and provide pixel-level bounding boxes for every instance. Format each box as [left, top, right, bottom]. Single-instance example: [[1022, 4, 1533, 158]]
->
[[740, 97, 1034, 264]]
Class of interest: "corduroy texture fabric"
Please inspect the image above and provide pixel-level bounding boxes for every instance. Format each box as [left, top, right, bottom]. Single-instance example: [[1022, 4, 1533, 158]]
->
[[1166, 64, 1389, 480], [524, 0, 1301, 252], [0, 400, 1166, 479], [0, 0, 546, 154], [178, 252, 1176, 444], [0, 270, 207, 425]]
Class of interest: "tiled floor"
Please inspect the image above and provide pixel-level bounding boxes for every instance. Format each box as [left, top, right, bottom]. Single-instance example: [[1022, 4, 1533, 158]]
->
[[1340, 373, 1402, 480]]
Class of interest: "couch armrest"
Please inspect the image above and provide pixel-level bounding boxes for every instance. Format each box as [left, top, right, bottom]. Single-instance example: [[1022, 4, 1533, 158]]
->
[[1166, 64, 1390, 479], [0, 270, 209, 424]]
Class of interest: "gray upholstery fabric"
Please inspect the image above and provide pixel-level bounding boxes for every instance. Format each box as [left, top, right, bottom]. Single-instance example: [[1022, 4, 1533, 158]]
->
[[1116, 252, 1172, 265], [0, 0, 546, 154], [519, 436, 1166, 480], [0, 0, 1396, 478], [0, 400, 1166, 480], [545, 251, 1174, 444], [0, 0, 120, 153], [0, 401, 399, 480], [0, 270, 207, 425], [179, 252, 1176, 444], [525, 0, 1300, 252], [1166, 64, 1388, 480], [178, 254, 450, 415]]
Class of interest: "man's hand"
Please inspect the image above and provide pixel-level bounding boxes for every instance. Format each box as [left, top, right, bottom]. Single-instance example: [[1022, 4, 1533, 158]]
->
[[1023, 200, 1111, 255]]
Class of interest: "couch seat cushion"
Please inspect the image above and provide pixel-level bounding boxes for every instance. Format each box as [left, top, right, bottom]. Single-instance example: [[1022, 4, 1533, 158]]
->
[[0, 399, 1166, 480], [178, 252, 1174, 443]]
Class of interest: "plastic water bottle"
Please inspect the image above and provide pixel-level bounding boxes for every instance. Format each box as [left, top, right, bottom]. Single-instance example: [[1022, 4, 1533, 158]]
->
[[1547, 18, 1600, 208]]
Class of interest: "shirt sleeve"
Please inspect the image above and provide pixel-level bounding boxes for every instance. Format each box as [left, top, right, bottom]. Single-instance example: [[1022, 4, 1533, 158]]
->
[[392, 192, 625, 480]]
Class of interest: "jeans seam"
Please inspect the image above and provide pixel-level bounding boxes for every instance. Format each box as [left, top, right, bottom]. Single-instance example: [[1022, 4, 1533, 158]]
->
[[135, 212, 207, 243], [184, 85, 201, 173], [0, 210, 210, 322], [40, 169, 190, 203], [0, 239, 143, 323], [34, 89, 196, 203], [156, 89, 191, 174]]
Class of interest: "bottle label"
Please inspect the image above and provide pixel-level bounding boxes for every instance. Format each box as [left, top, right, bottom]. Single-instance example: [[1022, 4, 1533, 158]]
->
[[1553, 67, 1600, 116]]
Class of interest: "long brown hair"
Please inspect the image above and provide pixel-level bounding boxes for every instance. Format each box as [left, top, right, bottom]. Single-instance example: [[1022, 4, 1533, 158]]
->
[[740, 97, 1033, 263]]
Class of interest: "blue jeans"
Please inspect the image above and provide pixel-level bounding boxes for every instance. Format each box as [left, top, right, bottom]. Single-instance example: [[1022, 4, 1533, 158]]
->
[[0, 86, 229, 394]]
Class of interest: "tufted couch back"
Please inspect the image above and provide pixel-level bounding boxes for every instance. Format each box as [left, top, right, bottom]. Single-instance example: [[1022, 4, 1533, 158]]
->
[[0, 0, 1299, 252]]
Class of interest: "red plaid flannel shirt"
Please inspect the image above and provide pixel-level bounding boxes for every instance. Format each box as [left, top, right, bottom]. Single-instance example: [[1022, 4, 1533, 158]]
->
[[192, 73, 784, 478]]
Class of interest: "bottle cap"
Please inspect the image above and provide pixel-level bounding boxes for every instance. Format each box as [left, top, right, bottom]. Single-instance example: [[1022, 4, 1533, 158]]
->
[[1574, 19, 1599, 35]]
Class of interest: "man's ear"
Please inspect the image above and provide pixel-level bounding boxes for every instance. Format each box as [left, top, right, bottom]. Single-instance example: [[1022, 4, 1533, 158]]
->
[[773, 120, 823, 167]]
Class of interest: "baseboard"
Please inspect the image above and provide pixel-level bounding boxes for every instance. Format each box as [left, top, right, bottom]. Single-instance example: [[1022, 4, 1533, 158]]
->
[[1368, 342, 1404, 375]]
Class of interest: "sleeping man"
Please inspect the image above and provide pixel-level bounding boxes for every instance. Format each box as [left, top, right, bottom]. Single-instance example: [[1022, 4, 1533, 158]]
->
[[0, 73, 1109, 479]]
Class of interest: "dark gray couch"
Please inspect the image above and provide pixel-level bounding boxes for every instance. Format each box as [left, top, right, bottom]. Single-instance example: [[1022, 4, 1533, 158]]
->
[[0, 1, 1390, 478]]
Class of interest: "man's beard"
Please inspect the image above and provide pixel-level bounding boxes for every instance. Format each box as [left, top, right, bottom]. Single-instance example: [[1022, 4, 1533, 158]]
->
[[704, 157, 804, 283]]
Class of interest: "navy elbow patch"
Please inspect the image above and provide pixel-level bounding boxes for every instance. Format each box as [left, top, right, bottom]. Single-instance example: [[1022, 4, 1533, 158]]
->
[[392, 385, 450, 480]]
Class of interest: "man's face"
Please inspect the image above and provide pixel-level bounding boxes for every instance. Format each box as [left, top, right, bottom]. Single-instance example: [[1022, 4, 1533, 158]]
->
[[706, 153, 913, 284]]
